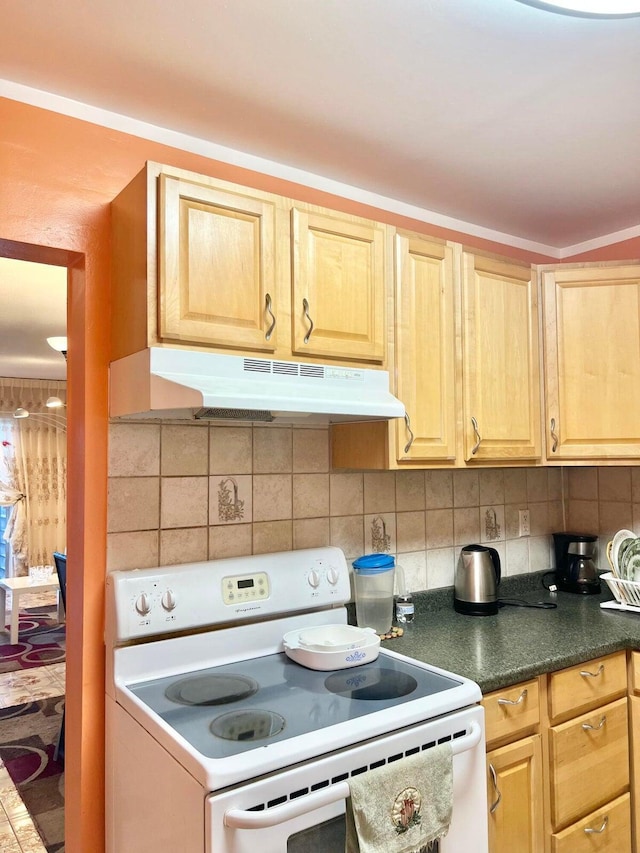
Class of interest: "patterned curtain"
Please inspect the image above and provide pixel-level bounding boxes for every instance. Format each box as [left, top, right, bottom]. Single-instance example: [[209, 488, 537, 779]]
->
[[0, 378, 67, 576]]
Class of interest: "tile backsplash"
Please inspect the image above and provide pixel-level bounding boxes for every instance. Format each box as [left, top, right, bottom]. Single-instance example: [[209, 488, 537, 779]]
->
[[107, 421, 569, 593]]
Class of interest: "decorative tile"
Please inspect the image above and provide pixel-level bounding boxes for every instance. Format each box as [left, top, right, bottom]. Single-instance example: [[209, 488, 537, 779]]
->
[[209, 426, 252, 475], [253, 475, 292, 522], [292, 428, 329, 473], [364, 513, 396, 554], [363, 472, 396, 514], [107, 477, 159, 532], [395, 471, 426, 512], [161, 477, 208, 528], [480, 505, 504, 543], [330, 473, 363, 516], [161, 423, 209, 476], [292, 474, 329, 519], [253, 426, 292, 474], [108, 422, 160, 477], [208, 524, 253, 559], [210, 475, 252, 525]]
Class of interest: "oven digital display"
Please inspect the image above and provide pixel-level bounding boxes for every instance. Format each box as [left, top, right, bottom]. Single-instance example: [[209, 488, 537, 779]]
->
[[222, 571, 270, 604]]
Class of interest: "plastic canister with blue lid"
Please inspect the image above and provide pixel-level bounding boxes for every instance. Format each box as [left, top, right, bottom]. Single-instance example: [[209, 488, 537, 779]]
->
[[352, 554, 395, 634]]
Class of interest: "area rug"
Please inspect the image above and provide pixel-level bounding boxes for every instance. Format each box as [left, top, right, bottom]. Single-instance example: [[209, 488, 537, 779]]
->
[[0, 696, 65, 852], [0, 606, 65, 672]]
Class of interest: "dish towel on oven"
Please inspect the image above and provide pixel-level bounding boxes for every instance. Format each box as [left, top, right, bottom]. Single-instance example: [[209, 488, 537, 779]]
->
[[345, 743, 453, 853]]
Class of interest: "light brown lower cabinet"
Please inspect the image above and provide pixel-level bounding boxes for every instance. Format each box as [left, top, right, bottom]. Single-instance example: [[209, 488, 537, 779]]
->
[[483, 651, 634, 853], [487, 735, 544, 853]]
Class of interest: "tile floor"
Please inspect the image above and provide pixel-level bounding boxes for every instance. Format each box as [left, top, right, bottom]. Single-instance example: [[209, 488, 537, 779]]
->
[[0, 589, 65, 852]]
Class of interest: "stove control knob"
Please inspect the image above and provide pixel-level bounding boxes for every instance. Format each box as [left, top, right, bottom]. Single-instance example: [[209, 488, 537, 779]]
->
[[326, 566, 340, 586], [134, 592, 151, 616], [161, 590, 176, 612], [307, 569, 321, 589]]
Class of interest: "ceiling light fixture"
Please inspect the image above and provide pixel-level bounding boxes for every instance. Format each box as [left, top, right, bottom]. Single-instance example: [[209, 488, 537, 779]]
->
[[517, 0, 640, 15], [46, 336, 68, 359]]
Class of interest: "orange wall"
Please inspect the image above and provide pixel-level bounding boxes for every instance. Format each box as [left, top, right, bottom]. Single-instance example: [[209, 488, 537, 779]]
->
[[0, 93, 637, 851]]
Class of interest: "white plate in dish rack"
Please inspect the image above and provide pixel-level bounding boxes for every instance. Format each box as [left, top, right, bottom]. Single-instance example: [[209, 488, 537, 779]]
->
[[600, 571, 640, 613]]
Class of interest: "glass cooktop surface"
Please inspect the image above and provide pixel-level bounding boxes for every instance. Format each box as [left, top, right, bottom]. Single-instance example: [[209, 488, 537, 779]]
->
[[128, 651, 461, 759]]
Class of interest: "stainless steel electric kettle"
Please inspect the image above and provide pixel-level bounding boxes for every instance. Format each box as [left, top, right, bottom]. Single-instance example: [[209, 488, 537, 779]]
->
[[454, 544, 501, 616]]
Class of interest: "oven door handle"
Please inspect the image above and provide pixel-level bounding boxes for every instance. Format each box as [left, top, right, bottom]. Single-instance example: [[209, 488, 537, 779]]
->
[[224, 720, 482, 829]]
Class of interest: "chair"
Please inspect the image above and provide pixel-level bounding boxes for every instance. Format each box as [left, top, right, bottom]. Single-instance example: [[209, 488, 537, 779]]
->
[[52, 551, 66, 764]]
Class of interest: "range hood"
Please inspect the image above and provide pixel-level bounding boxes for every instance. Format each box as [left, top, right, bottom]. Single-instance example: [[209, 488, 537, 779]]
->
[[109, 348, 405, 423]]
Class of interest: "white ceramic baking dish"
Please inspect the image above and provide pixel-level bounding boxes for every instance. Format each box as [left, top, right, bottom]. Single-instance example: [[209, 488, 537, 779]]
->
[[282, 625, 380, 670]]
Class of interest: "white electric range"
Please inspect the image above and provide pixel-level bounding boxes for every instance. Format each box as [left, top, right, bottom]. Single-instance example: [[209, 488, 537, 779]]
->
[[105, 546, 488, 853]]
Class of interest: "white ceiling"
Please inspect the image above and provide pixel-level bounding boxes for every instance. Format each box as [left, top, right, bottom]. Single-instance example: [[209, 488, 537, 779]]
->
[[0, 259, 67, 381], [1, 0, 640, 253]]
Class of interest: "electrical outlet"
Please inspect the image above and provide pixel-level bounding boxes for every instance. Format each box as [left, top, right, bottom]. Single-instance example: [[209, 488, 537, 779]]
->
[[519, 509, 531, 537]]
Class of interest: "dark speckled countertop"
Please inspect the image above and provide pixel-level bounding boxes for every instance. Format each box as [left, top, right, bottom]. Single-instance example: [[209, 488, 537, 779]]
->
[[381, 572, 640, 693]]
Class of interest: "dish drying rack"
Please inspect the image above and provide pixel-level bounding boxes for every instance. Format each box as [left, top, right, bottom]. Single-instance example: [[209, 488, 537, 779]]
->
[[600, 573, 640, 613]]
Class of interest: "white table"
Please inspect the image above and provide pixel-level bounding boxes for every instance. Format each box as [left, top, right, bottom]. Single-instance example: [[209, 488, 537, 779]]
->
[[0, 575, 63, 645]]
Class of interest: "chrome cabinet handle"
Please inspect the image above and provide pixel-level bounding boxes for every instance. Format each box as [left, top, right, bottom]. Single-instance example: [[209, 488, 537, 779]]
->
[[264, 292, 276, 341], [403, 413, 414, 454], [302, 298, 314, 344], [582, 715, 606, 731], [550, 418, 559, 453], [584, 816, 608, 835], [580, 663, 604, 678], [497, 688, 528, 707], [471, 417, 481, 455], [488, 763, 501, 814]]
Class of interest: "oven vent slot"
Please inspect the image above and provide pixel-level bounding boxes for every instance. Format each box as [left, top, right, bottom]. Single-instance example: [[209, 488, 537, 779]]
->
[[246, 728, 468, 813]]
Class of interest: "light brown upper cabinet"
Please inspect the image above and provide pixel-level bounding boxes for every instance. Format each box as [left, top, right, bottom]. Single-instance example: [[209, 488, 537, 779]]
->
[[332, 237, 541, 469], [290, 207, 386, 363], [111, 162, 387, 367], [541, 262, 640, 460], [461, 252, 542, 462], [332, 232, 457, 469]]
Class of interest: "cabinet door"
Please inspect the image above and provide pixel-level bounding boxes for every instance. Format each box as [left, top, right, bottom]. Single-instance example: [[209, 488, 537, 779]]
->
[[542, 264, 640, 459], [291, 207, 386, 362], [158, 175, 278, 352], [486, 735, 544, 853], [462, 254, 541, 461], [394, 234, 456, 462]]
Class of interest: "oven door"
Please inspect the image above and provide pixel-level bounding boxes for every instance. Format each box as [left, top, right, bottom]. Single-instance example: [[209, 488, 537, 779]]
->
[[207, 705, 487, 853]]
